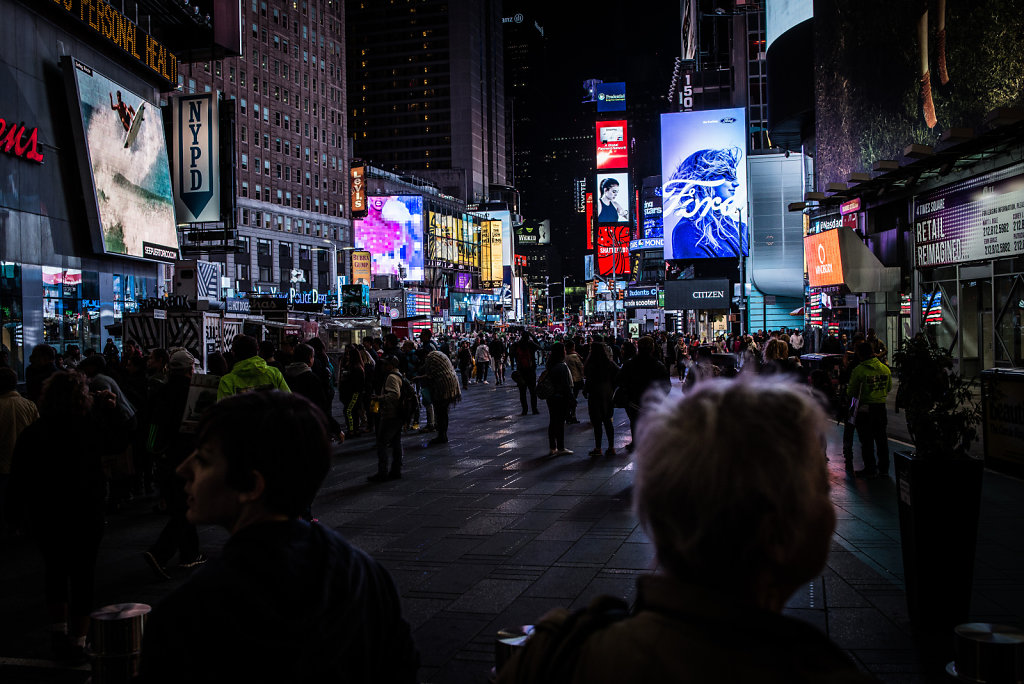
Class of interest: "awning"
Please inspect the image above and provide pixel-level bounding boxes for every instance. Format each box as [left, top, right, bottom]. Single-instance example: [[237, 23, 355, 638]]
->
[[790, 307, 804, 316]]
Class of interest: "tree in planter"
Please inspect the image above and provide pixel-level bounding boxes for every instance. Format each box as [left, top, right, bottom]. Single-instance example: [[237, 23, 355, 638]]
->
[[893, 334, 982, 458], [891, 334, 984, 669]]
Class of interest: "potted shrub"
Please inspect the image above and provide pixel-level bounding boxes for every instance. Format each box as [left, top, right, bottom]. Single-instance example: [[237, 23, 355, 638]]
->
[[891, 335, 984, 662]]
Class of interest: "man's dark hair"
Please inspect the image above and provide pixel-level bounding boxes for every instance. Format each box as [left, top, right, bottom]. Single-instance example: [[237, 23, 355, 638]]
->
[[856, 341, 874, 361], [149, 347, 170, 364], [294, 343, 314, 365], [30, 344, 55, 363], [79, 354, 106, 374], [196, 391, 330, 517], [0, 367, 17, 393], [258, 340, 277, 360], [231, 334, 259, 360]]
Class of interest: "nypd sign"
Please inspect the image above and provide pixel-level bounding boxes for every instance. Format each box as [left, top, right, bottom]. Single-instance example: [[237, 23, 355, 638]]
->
[[172, 93, 220, 223]]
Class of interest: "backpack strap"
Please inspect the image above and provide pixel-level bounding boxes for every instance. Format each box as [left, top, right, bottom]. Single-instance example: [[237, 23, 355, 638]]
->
[[533, 595, 630, 682]]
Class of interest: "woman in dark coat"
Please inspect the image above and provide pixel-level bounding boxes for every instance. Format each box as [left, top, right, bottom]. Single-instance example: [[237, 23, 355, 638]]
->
[[543, 342, 575, 456], [337, 346, 365, 435], [583, 335, 619, 458], [7, 371, 115, 664]]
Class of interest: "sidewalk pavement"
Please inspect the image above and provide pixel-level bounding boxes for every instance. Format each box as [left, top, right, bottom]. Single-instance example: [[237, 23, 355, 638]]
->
[[1, 375, 1021, 683]]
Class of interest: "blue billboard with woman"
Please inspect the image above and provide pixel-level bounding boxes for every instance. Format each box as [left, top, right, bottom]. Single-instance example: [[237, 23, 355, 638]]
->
[[661, 109, 749, 259]]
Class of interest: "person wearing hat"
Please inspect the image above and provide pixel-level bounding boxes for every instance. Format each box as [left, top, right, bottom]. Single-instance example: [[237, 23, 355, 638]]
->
[[143, 348, 207, 578]]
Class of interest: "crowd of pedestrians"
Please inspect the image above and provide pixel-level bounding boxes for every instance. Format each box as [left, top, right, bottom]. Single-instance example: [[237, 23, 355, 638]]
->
[[0, 322, 894, 680]]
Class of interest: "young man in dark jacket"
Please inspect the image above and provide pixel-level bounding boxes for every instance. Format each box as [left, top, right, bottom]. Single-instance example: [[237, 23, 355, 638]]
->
[[139, 391, 417, 683], [615, 336, 670, 452]]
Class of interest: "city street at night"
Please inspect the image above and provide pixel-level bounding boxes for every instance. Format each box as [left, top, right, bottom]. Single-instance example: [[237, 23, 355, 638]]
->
[[3, 379, 1023, 683]]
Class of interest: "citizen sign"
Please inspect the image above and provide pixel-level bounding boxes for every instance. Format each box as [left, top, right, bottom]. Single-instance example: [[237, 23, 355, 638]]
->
[[693, 290, 725, 299]]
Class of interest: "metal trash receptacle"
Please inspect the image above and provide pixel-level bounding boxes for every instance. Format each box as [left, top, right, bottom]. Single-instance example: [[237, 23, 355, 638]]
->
[[946, 622, 1024, 683], [90, 603, 150, 684]]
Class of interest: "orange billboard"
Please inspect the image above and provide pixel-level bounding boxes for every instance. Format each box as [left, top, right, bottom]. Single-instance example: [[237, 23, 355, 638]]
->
[[804, 230, 844, 288]]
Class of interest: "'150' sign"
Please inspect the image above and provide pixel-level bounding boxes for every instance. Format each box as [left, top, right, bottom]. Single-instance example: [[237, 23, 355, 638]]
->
[[0, 117, 44, 163]]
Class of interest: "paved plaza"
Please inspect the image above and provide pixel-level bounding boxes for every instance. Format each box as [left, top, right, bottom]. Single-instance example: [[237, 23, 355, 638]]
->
[[2, 377, 1023, 683]]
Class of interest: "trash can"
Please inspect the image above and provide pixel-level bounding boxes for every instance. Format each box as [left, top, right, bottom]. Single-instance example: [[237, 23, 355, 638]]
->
[[946, 622, 1024, 683], [90, 603, 150, 684]]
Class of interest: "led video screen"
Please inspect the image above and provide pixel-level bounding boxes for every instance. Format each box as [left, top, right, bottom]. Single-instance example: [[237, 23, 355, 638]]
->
[[595, 82, 626, 112], [596, 120, 628, 170], [355, 195, 424, 281], [804, 229, 844, 288], [63, 58, 179, 262], [597, 225, 631, 276], [595, 173, 631, 225], [661, 108, 748, 259]]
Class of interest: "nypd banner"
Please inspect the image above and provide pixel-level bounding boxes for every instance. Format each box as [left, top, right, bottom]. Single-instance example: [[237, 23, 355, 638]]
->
[[172, 93, 220, 223]]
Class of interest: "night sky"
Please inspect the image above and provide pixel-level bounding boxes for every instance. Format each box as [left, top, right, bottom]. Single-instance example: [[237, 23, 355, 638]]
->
[[508, 1, 681, 278]]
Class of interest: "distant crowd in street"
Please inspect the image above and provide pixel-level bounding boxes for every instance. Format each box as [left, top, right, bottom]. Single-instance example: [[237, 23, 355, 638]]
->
[[0, 321, 892, 681]]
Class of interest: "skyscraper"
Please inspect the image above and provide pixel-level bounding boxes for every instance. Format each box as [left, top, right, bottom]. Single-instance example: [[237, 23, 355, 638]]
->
[[347, 0, 507, 203], [183, 0, 350, 296]]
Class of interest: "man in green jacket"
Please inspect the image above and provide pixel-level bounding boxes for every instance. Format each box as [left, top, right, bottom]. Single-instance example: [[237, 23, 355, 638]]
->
[[217, 335, 290, 401], [847, 341, 892, 478]]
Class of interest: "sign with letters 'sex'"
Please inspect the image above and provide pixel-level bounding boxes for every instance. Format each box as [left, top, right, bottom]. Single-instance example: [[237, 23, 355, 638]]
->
[[665, 278, 730, 310], [172, 94, 220, 224]]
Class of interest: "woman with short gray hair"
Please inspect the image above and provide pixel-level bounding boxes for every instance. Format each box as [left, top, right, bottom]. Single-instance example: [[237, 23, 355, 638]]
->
[[498, 377, 872, 683]]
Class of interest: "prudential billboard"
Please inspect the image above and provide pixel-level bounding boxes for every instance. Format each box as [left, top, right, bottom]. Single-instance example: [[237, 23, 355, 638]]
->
[[661, 108, 749, 260]]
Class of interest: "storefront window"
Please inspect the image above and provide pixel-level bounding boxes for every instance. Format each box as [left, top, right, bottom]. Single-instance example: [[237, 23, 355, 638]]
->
[[0, 262, 24, 378], [995, 274, 1024, 368]]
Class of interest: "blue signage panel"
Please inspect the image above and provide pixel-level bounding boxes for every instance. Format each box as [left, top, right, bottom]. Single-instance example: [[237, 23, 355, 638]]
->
[[595, 82, 626, 112]]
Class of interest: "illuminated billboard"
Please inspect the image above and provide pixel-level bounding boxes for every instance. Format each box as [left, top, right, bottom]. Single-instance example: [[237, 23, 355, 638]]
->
[[596, 120, 628, 169], [586, 192, 594, 249], [481, 219, 503, 286], [354, 195, 424, 281], [476, 209, 513, 266], [661, 108, 748, 259], [595, 82, 626, 112], [351, 250, 372, 286], [804, 230, 844, 288], [63, 58, 179, 262], [641, 176, 663, 239], [597, 225, 631, 276], [595, 173, 631, 225], [350, 164, 366, 218], [913, 162, 1024, 267]]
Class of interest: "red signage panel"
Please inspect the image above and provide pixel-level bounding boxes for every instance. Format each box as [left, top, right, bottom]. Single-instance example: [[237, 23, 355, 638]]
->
[[596, 120, 628, 170], [597, 225, 631, 276]]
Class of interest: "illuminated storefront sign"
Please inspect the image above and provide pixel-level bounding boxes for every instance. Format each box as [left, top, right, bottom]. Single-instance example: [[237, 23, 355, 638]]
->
[[0, 117, 45, 163], [49, 0, 178, 85], [804, 229, 844, 288], [350, 164, 366, 218], [840, 198, 861, 215], [351, 250, 372, 286]]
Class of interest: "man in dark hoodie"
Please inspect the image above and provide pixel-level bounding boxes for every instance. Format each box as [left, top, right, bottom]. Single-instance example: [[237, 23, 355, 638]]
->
[[283, 343, 330, 417], [138, 391, 418, 683]]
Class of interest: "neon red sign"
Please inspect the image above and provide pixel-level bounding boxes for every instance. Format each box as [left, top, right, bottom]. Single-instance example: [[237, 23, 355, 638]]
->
[[0, 118, 44, 163]]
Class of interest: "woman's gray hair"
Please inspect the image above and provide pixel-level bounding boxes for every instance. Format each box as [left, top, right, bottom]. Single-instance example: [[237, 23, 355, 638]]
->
[[633, 376, 833, 593]]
